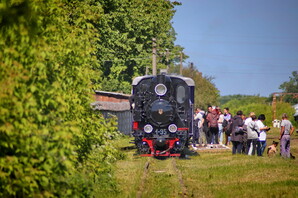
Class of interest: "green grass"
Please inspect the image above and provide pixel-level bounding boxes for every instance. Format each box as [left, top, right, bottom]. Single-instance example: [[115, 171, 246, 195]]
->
[[178, 152, 298, 198], [105, 128, 298, 198]]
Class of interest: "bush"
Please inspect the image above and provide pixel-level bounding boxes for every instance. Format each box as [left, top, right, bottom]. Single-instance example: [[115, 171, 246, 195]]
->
[[0, 0, 123, 197]]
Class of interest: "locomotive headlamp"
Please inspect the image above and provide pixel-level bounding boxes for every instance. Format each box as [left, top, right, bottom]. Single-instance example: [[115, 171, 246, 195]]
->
[[144, 124, 153, 133], [155, 84, 167, 96], [168, 124, 177, 133]]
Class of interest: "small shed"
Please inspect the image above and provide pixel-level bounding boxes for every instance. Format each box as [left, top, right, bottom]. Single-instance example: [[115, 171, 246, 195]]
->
[[272, 119, 281, 128], [91, 91, 132, 135]]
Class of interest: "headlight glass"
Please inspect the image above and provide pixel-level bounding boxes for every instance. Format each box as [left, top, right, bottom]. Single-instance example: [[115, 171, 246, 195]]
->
[[155, 84, 167, 96], [144, 124, 153, 133], [168, 124, 177, 133]]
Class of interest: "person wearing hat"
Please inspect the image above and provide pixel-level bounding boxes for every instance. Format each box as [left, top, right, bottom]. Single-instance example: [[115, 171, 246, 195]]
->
[[279, 113, 295, 158]]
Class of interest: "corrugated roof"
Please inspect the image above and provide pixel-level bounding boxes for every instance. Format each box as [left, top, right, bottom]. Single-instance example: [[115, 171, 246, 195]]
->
[[94, 90, 131, 99], [91, 101, 130, 111]]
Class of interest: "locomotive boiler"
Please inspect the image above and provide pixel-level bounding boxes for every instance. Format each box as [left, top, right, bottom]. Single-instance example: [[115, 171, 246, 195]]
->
[[130, 73, 195, 157]]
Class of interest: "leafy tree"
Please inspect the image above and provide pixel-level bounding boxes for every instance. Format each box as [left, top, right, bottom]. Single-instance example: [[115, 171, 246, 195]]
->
[[279, 71, 298, 104], [94, 0, 181, 93], [182, 63, 220, 109]]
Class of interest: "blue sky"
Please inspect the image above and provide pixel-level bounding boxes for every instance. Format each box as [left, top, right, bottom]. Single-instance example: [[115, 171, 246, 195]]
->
[[171, 0, 298, 96]]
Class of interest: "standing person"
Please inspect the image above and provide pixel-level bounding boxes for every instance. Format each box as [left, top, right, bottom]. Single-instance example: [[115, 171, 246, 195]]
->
[[279, 113, 295, 158], [218, 109, 224, 144], [230, 110, 245, 154], [206, 109, 219, 145], [241, 114, 247, 154], [246, 115, 260, 155], [244, 112, 255, 155], [203, 105, 212, 144], [223, 107, 232, 146], [256, 114, 270, 156], [244, 112, 255, 129], [195, 108, 206, 147], [192, 111, 199, 150]]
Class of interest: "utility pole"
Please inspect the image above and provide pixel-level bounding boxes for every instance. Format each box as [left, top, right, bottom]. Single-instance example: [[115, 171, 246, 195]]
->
[[179, 51, 183, 75], [152, 38, 157, 75], [166, 49, 169, 72], [272, 93, 277, 121]]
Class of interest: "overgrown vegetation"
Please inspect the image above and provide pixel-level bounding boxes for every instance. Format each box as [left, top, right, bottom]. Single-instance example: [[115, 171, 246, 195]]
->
[[0, 0, 123, 196]]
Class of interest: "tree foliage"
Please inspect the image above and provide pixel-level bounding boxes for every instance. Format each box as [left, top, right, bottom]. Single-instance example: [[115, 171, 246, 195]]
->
[[182, 64, 220, 109], [95, 0, 181, 93], [0, 0, 123, 197], [219, 95, 296, 127], [221, 95, 268, 108], [279, 71, 298, 104]]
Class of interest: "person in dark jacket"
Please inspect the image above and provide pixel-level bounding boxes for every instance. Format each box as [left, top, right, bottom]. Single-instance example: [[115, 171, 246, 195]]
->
[[203, 105, 212, 144], [230, 110, 245, 154]]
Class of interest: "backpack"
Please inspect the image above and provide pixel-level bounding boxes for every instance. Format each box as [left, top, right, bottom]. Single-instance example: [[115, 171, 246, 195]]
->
[[222, 119, 228, 128], [224, 120, 233, 136], [209, 114, 218, 128]]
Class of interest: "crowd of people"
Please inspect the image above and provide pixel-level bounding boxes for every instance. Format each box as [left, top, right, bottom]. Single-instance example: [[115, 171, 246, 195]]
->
[[192, 106, 295, 158]]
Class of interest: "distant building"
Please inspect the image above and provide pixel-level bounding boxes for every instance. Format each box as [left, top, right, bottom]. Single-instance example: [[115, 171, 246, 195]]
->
[[91, 91, 132, 135]]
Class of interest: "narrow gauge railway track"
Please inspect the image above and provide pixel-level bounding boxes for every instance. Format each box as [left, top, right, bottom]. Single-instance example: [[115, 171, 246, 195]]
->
[[136, 157, 187, 198], [136, 158, 151, 198]]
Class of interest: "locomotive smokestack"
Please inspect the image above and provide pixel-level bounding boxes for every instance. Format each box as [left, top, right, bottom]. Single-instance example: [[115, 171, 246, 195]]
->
[[156, 74, 166, 84]]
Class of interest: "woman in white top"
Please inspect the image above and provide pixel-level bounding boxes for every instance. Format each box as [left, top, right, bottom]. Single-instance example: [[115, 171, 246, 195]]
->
[[218, 109, 224, 144], [256, 114, 270, 156]]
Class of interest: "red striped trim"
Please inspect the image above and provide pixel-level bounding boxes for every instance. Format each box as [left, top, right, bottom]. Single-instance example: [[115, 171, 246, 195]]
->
[[177, 128, 188, 131]]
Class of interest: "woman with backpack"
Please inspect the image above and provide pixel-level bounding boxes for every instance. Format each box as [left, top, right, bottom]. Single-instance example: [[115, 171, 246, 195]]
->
[[230, 110, 245, 154], [206, 109, 219, 145], [223, 107, 232, 146]]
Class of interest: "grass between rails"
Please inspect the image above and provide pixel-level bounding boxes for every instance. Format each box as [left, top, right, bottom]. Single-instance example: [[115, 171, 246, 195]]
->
[[108, 128, 298, 198]]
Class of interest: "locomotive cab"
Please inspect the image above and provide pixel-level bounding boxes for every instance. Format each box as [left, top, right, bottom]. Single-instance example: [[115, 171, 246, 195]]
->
[[130, 73, 195, 157]]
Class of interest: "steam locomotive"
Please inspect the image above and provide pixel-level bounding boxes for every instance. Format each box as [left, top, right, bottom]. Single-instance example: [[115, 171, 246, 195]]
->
[[130, 73, 195, 157]]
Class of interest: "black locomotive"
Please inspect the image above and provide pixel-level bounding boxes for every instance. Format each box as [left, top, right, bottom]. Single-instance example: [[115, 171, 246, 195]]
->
[[130, 73, 195, 157]]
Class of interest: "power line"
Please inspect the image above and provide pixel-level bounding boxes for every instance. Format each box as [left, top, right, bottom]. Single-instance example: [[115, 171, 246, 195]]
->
[[198, 70, 293, 75]]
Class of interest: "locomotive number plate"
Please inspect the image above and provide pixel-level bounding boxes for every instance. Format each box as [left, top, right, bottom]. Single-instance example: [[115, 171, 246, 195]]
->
[[155, 129, 167, 136]]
